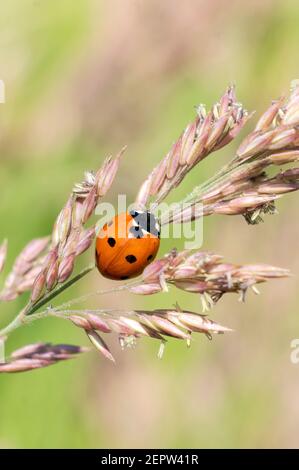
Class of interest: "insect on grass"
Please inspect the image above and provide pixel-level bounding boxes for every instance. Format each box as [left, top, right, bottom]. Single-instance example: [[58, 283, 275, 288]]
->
[[1, 82, 299, 372]]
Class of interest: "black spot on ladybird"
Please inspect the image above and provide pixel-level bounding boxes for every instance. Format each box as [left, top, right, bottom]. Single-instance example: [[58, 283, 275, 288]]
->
[[125, 254, 137, 264], [107, 237, 116, 247], [147, 254, 153, 261], [120, 275, 129, 280]]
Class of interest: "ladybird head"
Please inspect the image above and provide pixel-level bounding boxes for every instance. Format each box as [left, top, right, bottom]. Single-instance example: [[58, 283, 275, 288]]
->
[[129, 210, 160, 239]]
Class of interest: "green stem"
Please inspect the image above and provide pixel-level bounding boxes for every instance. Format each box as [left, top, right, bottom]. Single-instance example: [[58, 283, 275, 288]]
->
[[27, 264, 95, 316], [159, 153, 267, 224], [0, 266, 139, 339], [0, 308, 26, 337], [52, 280, 139, 310], [0, 303, 138, 339], [0, 264, 95, 338]]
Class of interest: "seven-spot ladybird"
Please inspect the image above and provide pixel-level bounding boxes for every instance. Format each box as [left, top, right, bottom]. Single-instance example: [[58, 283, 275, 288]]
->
[[95, 210, 161, 280]]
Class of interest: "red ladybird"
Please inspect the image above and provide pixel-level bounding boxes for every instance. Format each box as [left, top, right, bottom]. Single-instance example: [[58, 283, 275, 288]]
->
[[95, 210, 160, 280]]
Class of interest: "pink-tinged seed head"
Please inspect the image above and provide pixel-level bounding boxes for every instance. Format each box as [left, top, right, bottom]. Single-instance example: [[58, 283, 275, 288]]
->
[[219, 90, 231, 114], [150, 158, 168, 196], [268, 150, 299, 165], [151, 315, 190, 339], [81, 187, 97, 224], [174, 279, 209, 293], [282, 96, 299, 125], [16, 278, 36, 293], [135, 175, 153, 207], [55, 198, 74, 244], [180, 121, 197, 165], [0, 358, 51, 372], [97, 147, 126, 197], [19, 237, 50, 263], [57, 254, 75, 283], [268, 128, 296, 150], [72, 200, 85, 228], [258, 182, 299, 195], [173, 265, 198, 279], [205, 114, 230, 151], [70, 315, 92, 330], [86, 330, 115, 362], [213, 204, 244, 215], [107, 318, 137, 336], [237, 264, 290, 278], [75, 227, 95, 256], [254, 99, 283, 131], [179, 313, 233, 334], [118, 317, 150, 336], [129, 283, 162, 295], [228, 194, 279, 210], [0, 343, 87, 372], [11, 343, 46, 359], [62, 230, 80, 257], [237, 130, 275, 159], [185, 129, 209, 165], [279, 168, 299, 180], [30, 270, 46, 303], [166, 138, 182, 180], [85, 314, 111, 333], [142, 259, 165, 282]]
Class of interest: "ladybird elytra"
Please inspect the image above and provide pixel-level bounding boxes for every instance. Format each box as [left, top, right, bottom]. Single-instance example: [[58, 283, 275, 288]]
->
[[95, 210, 160, 280]]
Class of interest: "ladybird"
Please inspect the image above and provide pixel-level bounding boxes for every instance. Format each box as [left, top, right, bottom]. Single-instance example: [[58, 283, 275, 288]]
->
[[95, 210, 160, 280]]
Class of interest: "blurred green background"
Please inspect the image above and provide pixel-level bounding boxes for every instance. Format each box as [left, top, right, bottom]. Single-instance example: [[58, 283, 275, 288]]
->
[[1, 0, 299, 449]]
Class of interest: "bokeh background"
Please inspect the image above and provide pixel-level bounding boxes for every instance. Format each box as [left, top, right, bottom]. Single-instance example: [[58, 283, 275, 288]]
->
[[1, 0, 299, 448]]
